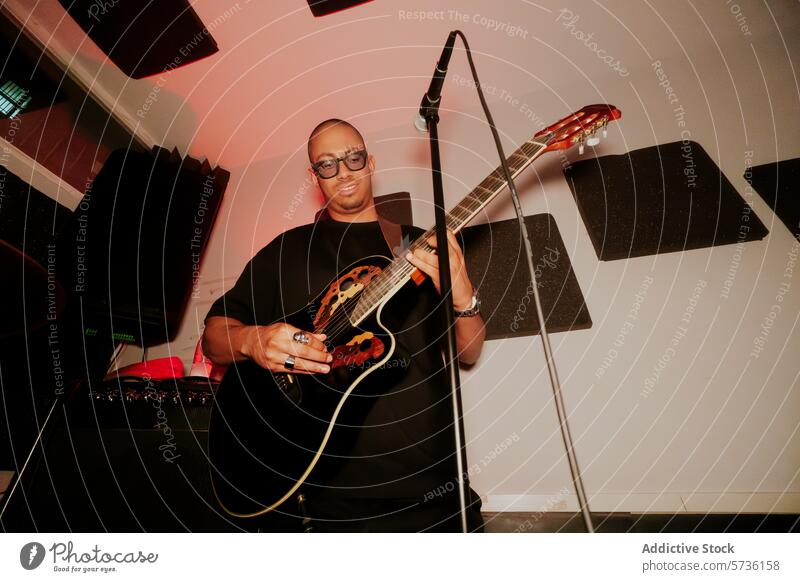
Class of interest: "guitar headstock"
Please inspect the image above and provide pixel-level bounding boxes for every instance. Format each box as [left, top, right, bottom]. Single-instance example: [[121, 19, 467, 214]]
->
[[534, 104, 621, 154]]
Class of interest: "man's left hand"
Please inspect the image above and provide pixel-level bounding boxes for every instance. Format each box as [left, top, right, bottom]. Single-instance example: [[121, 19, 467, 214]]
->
[[405, 229, 475, 310]]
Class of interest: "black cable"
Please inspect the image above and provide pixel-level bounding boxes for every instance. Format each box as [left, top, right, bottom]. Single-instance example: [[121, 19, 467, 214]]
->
[[451, 30, 596, 532]]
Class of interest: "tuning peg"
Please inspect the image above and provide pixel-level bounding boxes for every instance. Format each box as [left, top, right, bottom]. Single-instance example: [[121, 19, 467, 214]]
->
[[578, 143, 585, 155], [586, 136, 600, 147]]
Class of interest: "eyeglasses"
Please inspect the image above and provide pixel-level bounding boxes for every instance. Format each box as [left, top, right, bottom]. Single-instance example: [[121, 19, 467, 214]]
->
[[311, 150, 368, 179]]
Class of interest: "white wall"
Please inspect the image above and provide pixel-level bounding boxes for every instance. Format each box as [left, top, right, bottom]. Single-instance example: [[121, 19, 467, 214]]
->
[[15, 0, 800, 513]]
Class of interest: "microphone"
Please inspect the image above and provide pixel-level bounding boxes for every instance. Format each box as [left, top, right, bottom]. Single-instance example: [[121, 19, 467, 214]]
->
[[414, 31, 458, 133]]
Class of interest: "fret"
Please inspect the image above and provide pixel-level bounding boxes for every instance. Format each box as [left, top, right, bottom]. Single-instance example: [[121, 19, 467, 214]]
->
[[445, 214, 462, 230], [482, 175, 506, 190], [468, 187, 494, 206], [456, 193, 483, 211]]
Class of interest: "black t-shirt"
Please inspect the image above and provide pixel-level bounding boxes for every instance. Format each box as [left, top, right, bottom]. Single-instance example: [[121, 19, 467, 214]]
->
[[205, 218, 458, 500]]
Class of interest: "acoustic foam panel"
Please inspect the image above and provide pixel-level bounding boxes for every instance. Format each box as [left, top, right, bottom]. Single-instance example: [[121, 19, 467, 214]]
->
[[308, 0, 374, 17], [745, 158, 800, 240], [374, 191, 413, 226], [58, 0, 218, 79], [57, 146, 229, 346], [564, 141, 768, 261], [460, 214, 591, 340]]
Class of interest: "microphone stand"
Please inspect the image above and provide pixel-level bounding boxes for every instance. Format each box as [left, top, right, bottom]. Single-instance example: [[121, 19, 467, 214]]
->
[[417, 32, 472, 533], [422, 117, 472, 533]]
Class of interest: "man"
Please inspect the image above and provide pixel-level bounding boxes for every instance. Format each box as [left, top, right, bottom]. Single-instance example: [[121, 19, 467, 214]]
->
[[202, 119, 486, 532]]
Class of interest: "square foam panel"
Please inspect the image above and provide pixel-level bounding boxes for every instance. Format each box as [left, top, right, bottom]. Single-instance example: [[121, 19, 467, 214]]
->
[[745, 158, 800, 240], [459, 214, 591, 340], [564, 141, 769, 260], [374, 191, 413, 226], [58, 0, 218, 79], [308, 0, 374, 17]]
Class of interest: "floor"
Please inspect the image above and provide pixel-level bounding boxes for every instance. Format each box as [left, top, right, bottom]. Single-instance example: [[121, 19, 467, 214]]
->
[[481, 511, 800, 533]]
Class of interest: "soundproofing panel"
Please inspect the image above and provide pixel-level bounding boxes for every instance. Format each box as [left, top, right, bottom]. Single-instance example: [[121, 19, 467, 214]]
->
[[374, 191, 413, 225], [460, 214, 591, 340], [745, 158, 800, 240], [564, 141, 769, 261], [308, 0, 374, 17], [57, 146, 229, 346], [58, 0, 218, 79]]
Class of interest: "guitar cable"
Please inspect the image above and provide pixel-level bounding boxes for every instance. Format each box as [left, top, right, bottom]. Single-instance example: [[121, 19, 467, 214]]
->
[[452, 30, 596, 533]]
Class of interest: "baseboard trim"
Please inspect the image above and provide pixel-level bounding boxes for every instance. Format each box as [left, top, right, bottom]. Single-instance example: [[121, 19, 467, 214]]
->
[[483, 492, 800, 514]]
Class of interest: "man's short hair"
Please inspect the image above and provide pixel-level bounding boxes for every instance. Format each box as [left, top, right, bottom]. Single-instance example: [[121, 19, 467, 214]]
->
[[307, 118, 365, 161]]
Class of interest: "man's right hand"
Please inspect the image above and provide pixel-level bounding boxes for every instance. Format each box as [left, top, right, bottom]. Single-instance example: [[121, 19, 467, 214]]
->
[[240, 323, 332, 374]]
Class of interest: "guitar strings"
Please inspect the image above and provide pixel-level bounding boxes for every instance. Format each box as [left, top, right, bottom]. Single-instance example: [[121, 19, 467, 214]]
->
[[310, 139, 548, 342], [314, 192, 489, 340], [316, 200, 480, 339], [312, 141, 545, 340], [303, 124, 608, 343]]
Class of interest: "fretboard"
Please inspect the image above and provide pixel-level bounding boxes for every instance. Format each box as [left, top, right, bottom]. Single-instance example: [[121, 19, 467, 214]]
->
[[348, 138, 549, 326]]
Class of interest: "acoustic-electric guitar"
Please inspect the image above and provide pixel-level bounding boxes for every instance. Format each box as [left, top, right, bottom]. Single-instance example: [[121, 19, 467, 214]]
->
[[208, 104, 622, 518]]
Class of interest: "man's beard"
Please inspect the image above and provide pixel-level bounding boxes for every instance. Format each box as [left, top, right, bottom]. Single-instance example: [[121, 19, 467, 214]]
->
[[329, 182, 368, 211], [336, 193, 364, 210]]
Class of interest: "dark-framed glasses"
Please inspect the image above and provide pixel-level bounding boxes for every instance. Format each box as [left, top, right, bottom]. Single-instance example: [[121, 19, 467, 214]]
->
[[312, 150, 368, 179]]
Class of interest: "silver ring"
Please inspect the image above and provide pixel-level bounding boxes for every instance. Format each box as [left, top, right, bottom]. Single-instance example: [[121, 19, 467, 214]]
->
[[284, 355, 296, 371], [292, 331, 310, 345]]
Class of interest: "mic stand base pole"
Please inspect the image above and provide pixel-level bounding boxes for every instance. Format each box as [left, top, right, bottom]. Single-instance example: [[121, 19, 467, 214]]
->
[[424, 112, 471, 533]]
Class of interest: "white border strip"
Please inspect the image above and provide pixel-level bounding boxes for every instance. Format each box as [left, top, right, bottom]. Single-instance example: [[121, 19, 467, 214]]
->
[[1, 137, 83, 210]]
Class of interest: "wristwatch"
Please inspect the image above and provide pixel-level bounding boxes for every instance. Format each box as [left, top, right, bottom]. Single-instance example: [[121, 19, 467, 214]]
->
[[454, 289, 481, 318]]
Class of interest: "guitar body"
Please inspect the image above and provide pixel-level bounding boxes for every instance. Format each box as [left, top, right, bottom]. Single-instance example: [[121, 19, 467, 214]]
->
[[208, 255, 400, 518]]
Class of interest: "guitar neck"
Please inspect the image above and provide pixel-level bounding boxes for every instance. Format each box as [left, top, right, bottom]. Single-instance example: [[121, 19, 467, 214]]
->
[[348, 138, 549, 326], [416, 139, 549, 240]]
